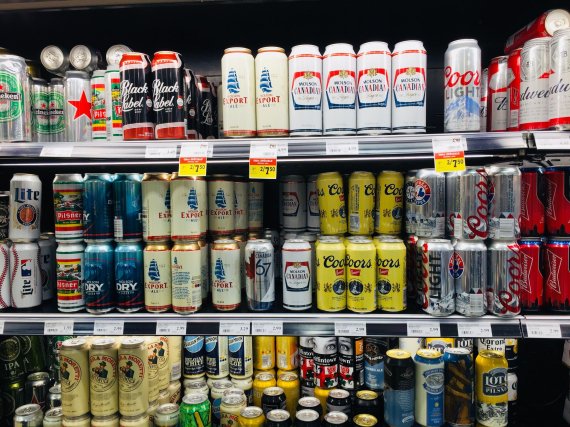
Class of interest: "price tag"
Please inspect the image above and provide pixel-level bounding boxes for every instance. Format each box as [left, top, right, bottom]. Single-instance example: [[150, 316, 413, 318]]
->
[[44, 320, 74, 335], [156, 321, 187, 335], [534, 134, 570, 150], [94, 321, 125, 335], [0, 321, 5, 335], [179, 143, 208, 176], [334, 322, 366, 336], [249, 141, 277, 180], [277, 141, 288, 157], [145, 145, 177, 159], [526, 323, 562, 338], [219, 321, 251, 335], [207, 143, 214, 158], [457, 322, 493, 338], [432, 136, 466, 172], [252, 321, 283, 335], [40, 145, 73, 157], [407, 321, 441, 337], [326, 139, 359, 156]]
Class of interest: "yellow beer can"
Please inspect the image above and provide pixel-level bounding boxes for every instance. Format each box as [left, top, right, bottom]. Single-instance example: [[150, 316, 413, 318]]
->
[[252, 372, 276, 408], [346, 238, 376, 313], [239, 406, 265, 427], [376, 238, 406, 312], [348, 171, 375, 235], [276, 336, 298, 370], [316, 172, 347, 235], [316, 237, 347, 312], [277, 372, 300, 420], [475, 350, 508, 427], [253, 368, 276, 379], [425, 338, 455, 354], [253, 336, 275, 371], [375, 171, 404, 235]]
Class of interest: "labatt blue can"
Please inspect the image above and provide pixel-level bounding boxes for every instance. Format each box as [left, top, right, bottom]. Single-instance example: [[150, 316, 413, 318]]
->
[[184, 335, 206, 378], [443, 347, 473, 427], [113, 173, 142, 242], [83, 173, 114, 241], [414, 349, 444, 427], [84, 241, 115, 313], [115, 241, 144, 312], [384, 349, 415, 427]]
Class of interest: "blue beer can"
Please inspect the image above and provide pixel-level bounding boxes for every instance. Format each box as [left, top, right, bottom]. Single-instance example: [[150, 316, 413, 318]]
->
[[205, 336, 229, 378], [228, 336, 253, 379], [414, 349, 444, 427], [384, 349, 415, 427], [365, 337, 389, 390], [115, 241, 144, 312], [183, 336, 206, 378], [113, 173, 142, 242], [84, 241, 115, 313], [83, 173, 114, 241]]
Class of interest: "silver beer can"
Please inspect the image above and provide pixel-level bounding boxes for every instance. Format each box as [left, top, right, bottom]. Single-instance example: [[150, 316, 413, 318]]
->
[[9, 173, 42, 242], [9, 241, 42, 309], [455, 168, 489, 240], [405, 171, 417, 235], [414, 169, 445, 238], [0, 191, 9, 240], [244, 238, 274, 311], [487, 240, 522, 316], [419, 238, 455, 316], [519, 37, 551, 130], [282, 239, 312, 311], [0, 239, 10, 309], [49, 78, 65, 142], [0, 54, 31, 142], [31, 78, 50, 142], [415, 236, 426, 307], [106, 44, 132, 67], [453, 240, 487, 317], [281, 175, 307, 232], [487, 165, 521, 240], [306, 175, 320, 232], [486, 56, 508, 132], [39, 234, 57, 301], [69, 45, 102, 73], [64, 71, 92, 142], [549, 29, 570, 130], [446, 171, 461, 238], [480, 67, 488, 131], [40, 45, 70, 77]]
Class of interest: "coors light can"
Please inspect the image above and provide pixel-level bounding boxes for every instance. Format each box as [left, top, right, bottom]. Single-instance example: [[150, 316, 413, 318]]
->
[[454, 168, 489, 240], [419, 238, 454, 316], [488, 240, 522, 316], [487, 165, 521, 240]]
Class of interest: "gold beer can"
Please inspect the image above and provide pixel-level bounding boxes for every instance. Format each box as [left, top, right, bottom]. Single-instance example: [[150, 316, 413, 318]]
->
[[252, 372, 276, 408], [316, 237, 347, 311], [276, 337, 298, 371], [62, 414, 90, 427], [89, 338, 119, 417], [60, 338, 90, 417], [143, 243, 172, 313], [239, 406, 265, 427], [146, 337, 160, 403], [171, 241, 202, 314], [316, 172, 347, 235], [375, 171, 404, 235], [475, 350, 508, 427], [376, 238, 406, 312], [141, 172, 171, 242], [91, 414, 120, 427], [346, 238, 377, 313], [348, 171, 375, 235], [277, 372, 300, 420], [169, 336, 182, 382], [155, 337, 170, 391], [118, 337, 149, 417], [253, 336, 275, 371]]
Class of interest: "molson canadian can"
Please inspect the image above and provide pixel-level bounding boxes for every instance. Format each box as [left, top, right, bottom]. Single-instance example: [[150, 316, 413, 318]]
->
[[313, 337, 338, 389], [141, 173, 171, 242], [255, 46, 288, 136], [475, 351, 508, 427], [89, 338, 118, 417], [317, 172, 347, 235], [9, 173, 42, 242], [171, 241, 202, 314], [346, 238, 376, 313], [60, 338, 90, 417], [376, 237, 406, 312], [143, 243, 171, 313], [209, 175, 235, 236], [348, 171, 375, 235], [375, 171, 404, 235], [282, 239, 312, 311], [281, 175, 307, 232], [56, 242, 85, 312], [53, 174, 83, 243], [211, 239, 241, 311], [316, 236, 346, 311], [170, 174, 207, 241], [118, 337, 149, 417], [414, 349, 444, 427], [91, 70, 107, 140]]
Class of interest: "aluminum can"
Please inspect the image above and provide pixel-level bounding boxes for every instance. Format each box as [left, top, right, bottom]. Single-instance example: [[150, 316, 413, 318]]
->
[[364, 337, 389, 391], [298, 336, 314, 386], [0, 240, 10, 308], [211, 239, 241, 311], [544, 238, 570, 312], [209, 175, 235, 236], [262, 387, 287, 415], [306, 175, 320, 232], [507, 48, 522, 131], [519, 37, 551, 130], [10, 241, 41, 308], [105, 65, 123, 140], [487, 240, 522, 316], [520, 167, 545, 236], [142, 173, 171, 242], [295, 409, 320, 427], [391, 40, 427, 133], [84, 241, 115, 313], [384, 349, 415, 427], [326, 388, 351, 415], [477, 339, 506, 355], [44, 407, 63, 427], [414, 349, 444, 427], [420, 238, 454, 316], [120, 52, 154, 140], [317, 172, 347, 235], [405, 171, 417, 234], [507, 370, 518, 425], [83, 173, 114, 241], [14, 404, 43, 427], [232, 377, 253, 405], [155, 403, 179, 427], [60, 338, 90, 417], [446, 171, 460, 238], [228, 336, 253, 379], [113, 173, 143, 242], [348, 171, 375, 235], [222, 47, 256, 137], [171, 242, 202, 314], [19, 335, 46, 373], [486, 56, 508, 132], [91, 70, 107, 140], [0, 192, 8, 240], [455, 168, 489, 240], [297, 396, 322, 416], [487, 165, 521, 239], [195, 75, 216, 139], [356, 41, 391, 134], [145, 337, 160, 402], [480, 67, 488, 131], [0, 54, 31, 141], [148, 337, 170, 391], [31, 78, 50, 142], [282, 239, 312, 310], [184, 68, 199, 139], [346, 238, 376, 313], [40, 45, 70, 76], [206, 336, 230, 379], [199, 239, 209, 301], [115, 241, 144, 312], [316, 237, 346, 311], [453, 240, 487, 316], [248, 181, 264, 231], [170, 337, 183, 382], [0, 336, 25, 381], [475, 351, 508, 427], [245, 238, 274, 311], [549, 28, 570, 129], [118, 337, 149, 416], [53, 173, 83, 243], [265, 409, 290, 427], [255, 46, 288, 136], [221, 394, 247, 427], [64, 70, 91, 142], [519, 237, 543, 311], [56, 242, 85, 312], [24, 372, 50, 411], [338, 336, 364, 390], [253, 372, 276, 407], [414, 169, 445, 238], [235, 233, 247, 288], [9, 173, 41, 242], [544, 167, 570, 235], [170, 174, 207, 240], [38, 235, 57, 300], [151, 51, 185, 139], [288, 44, 322, 136], [313, 337, 338, 389], [375, 171, 404, 235], [106, 44, 131, 66], [234, 178, 248, 234], [253, 336, 275, 371], [376, 238, 406, 312], [69, 44, 101, 72], [281, 175, 307, 231], [505, 9, 570, 53], [89, 338, 119, 417], [276, 336, 298, 371], [444, 39, 481, 132], [239, 407, 265, 427], [144, 243, 171, 312], [443, 348, 473, 427]]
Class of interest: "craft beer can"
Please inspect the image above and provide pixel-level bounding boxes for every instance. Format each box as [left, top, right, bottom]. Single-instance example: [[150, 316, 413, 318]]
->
[[282, 239, 312, 311], [171, 174, 207, 241], [443, 347, 473, 427], [144, 243, 172, 313], [89, 338, 119, 417], [375, 171, 404, 235], [348, 171, 375, 235], [119, 337, 149, 417], [60, 338, 90, 417], [206, 336, 230, 379], [56, 242, 85, 312], [376, 238, 406, 312], [53, 174, 84, 243], [9, 174, 42, 242], [171, 241, 202, 314], [317, 172, 347, 235], [316, 237, 346, 312], [384, 349, 415, 427], [142, 173, 171, 242]]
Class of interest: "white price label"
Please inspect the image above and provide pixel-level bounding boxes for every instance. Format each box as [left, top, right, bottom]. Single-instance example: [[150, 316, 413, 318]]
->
[[44, 321, 74, 335], [407, 321, 441, 337], [334, 322, 366, 336], [250, 141, 278, 159], [277, 141, 288, 157], [534, 134, 570, 150], [0, 321, 5, 335], [180, 142, 209, 159], [145, 145, 178, 158], [252, 321, 283, 335], [457, 322, 493, 338], [219, 321, 251, 336], [526, 323, 562, 338], [40, 146, 74, 157], [156, 321, 187, 335], [326, 139, 359, 156], [94, 321, 125, 335], [432, 135, 467, 153], [207, 143, 214, 158]]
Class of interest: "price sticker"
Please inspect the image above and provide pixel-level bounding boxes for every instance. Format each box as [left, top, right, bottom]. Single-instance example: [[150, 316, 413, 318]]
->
[[94, 321, 125, 335], [145, 145, 177, 159], [326, 139, 359, 156], [44, 320, 74, 335], [40, 145, 74, 157], [249, 141, 278, 180], [407, 321, 441, 337], [252, 321, 283, 335], [457, 322, 493, 338], [534, 134, 570, 150], [526, 323, 562, 338], [219, 321, 251, 336], [156, 321, 187, 335], [334, 322, 366, 336], [179, 143, 208, 176], [277, 141, 288, 157], [432, 136, 466, 172]]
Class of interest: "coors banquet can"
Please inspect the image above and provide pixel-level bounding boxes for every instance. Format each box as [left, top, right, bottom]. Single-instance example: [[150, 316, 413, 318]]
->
[[9, 173, 42, 242], [316, 172, 347, 235], [376, 171, 404, 235], [255, 46, 288, 136], [348, 171, 375, 235], [376, 237, 406, 312], [0, 54, 31, 142], [120, 52, 154, 140]]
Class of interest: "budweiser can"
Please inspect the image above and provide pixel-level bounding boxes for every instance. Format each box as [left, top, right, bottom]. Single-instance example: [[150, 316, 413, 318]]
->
[[211, 239, 241, 311], [544, 238, 570, 312], [9, 173, 41, 242], [322, 43, 357, 135], [518, 237, 543, 311], [151, 51, 185, 139], [307, 175, 320, 232], [0, 240, 10, 308], [487, 165, 521, 240], [480, 67, 488, 131], [414, 169, 445, 238], [545, 167, 570, 236], [507, 49, 522, 131], [142, 173, 171, 242], [91, 70, 107, 140], [288, 44, 323, 136], [519, 37, 551, 130], [208, 175, 235, 236], [356, 41, 391, 134], [504, 9, 570, 53], [454, 168, 489, 240], [245, 239, 275, 311], [453, 240, 487, 317], [248, 181, 264, 232], [444, 39, 481, 132], [282, 239, 312, 311], [446, 171, 460, 238], [53, 173, 84, 243], [486, 56, 508, 131], [520, 167, 545, 236], [105, 65, 123, 140], [487, 240, 522, 316], [10, 241, 41, 309], [405, 171, 417, 235], [391, 40, 427, 133], [170, 174, 207, 241], [549, 28, 570, 129], [281, 175, 307, 231], [255, 46, 288, 136], [120, 52, 154, 140], [419, 238, 454, 316], [234, 178, 249, 234], [56, 242, 85, 312], [64, 70, 92, 142]]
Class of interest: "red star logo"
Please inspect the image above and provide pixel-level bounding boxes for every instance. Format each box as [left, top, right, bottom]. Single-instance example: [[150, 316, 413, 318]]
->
[[68, 91, 92, 120]]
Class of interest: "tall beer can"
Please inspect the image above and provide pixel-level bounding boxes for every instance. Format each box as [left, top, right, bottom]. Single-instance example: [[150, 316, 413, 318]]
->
[[322, 43, 357, 135], [255, 47, 288, 136], [444, 39, 481, 132], [356, 41, 391, 134], [405, 171, 417, 235], [384, 349, 415, 427], [105, 65, 123, 140], [89, 338, 119, 417], [375, 171, 404, 235], [64, 70, 92, 142], [346, 238, 376, 313], [282, 239, 312, 311], [281, 175, 307, 231], [376, 238, 406, 312], [443, 348, 473, 427], [113, 173, 143, 242], [119, 337, 149, 416], [288, 44, 322, 136], [487, 165, 521, 240], [455, 168, 489, 240], [115, 241, 144, 313], [60, 338, 90, 417], [195, 75, 216, 139], [39, 234, 57, 301], [56, 242, 85, 312], [184, 68, 199, 139], [120, 52, 154, 140], [142, 173, 171, 242], [507, 48, 522, 131], [414, 169, 445, 238], [171, 241, 202, 314], [414, 349, 444, 427], [0, 192, 7, 241], [144, 243, 172, 313], [420, 238, 455, 316], [49, 78, 65, 141], [316, 172, 347, 235], [70, 44, 102, 73], [40, 44, 70, 76], [91, 70, 107, 140], [475, 351, 508, 427], [170, 174, 207, 240], [348, 171, 375, 235], [480, 67, 488, 131], [392, 40, 427, 133], [307, 175, 320, 232], [316, 237, 346, 312], [453, 240, 487, 317], [446, 171, 460, 238], [245, 239, 275, 311], [84, 241, 115, 313], [486, 56, 508, 132], [234, 178, 248, 234], [209, 175, 235, 236], [519, 37, 551, 130], [9, 242, 41, 308], [53, 173, 84, 243], [0, 240, 11, 308], [211, 239, 241, 311], [31, 78, 50, 142], [222, 47, 256, 137], [83, 173, 114, 241], [0, 54, 31, 142], [487, 240, 522, 316], [549, 28, 570, 129], [248, 181, 264, 232], [504, 9, 570, 53], [9, 173, 42, 242]]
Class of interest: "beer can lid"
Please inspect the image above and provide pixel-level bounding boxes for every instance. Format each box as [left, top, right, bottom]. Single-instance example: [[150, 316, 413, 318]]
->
[[358, 41, 390, 55], [182, 393, 208, 405], [91, 337, 116, 349], [386, 349, 411, 360], [263, 386, 284, 396], [41, 45, 67, 70], [353, 414, 378, 427], [328, 388, 350, 399], [255, 372, 275, 381], [224, 47, 252, 55], [323, 43, 355, 56], [356, 390, 379, 400], [553, 27, 570, 38], [15, 404, 42, 416], [27, 371, 49, 381], [222, 394, 246, 405], [298, 396, 320, 407], [212, 379, 233, 389], [120, 337, 145, 348], [296, 409, 320, 423], [324, 412, 349, 425], [393, 40, 425, 52], [156, 403, 179, 415], [61, 338, 87, 349], [416, 348, 443, 359], [546, 9, 570, 36], [267, 410, 290, 422], [278, 372, 299, 382], [45, 408, 63, 419], [444, 347, 471, 356], [92, 70, 105, 78], [31, 77, 48, 85], [289, 44, 321, 57], [70, 45, 94, 70], [258, 46, 286, 54], [223, 388, 245, 397], [106, 44, 132, 66], [523, 37, 552, 48], [49, 384, 61, 394], [240, 407, 264, 419], [447, 38, 479, 48]]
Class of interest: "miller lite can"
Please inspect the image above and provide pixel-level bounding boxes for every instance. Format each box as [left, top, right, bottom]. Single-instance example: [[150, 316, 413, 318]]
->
[[507, 48, 522, 131], [414, 169, 445, 238], [549, 29, 570, 130], [419, 238, 455, 316], [10, 241, 42, 309], [454, 168, 489, 240], [453, 240, 487, 317], [519, 37, 551, 130], [9, 173, 42, 242], [486, 56, 508, 132], [487, 240, 522, 317], [120, 52, 154, 140], [64, 70, 92, 142], [480, 67, 488, 131], [487, 165, 521, 240]]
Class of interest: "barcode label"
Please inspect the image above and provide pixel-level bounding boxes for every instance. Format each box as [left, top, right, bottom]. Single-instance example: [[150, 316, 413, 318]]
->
[[527, 323, 562, 338], [458, 322, 492, 337], [499, 218, 515, 238], [349, 214, 360, 231], [156, 321, 187, 335], [113, 219, 123, 239], [335, 322, 366, 336], [407, 322, 441, 337]]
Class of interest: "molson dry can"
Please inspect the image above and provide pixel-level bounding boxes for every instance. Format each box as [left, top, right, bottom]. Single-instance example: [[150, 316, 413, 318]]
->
[[53, 173, 83, 243], [316, 237, 346, 312], [60, 338, 90, 417], [475, 351, 508, 427], [141, 173, 171, 242], [89, 338, 118, 417], [208, 175, 235, 236], [143, 243, 172, 313], [317, 172, 347, 235], [170, 174, 207, 241], [346, 238, 376, 313], [255, 46, 288, 136], [348, 171, 375, 235], [376, 237, 406, 312], [171, 241, 202, 314], [375, 171, 404, 235], [118, 337, 149, 417]]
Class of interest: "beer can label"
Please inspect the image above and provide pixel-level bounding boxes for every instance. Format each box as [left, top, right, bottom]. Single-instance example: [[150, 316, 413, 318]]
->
[[142, 180, 171, 241], [89, 352, 118, 416], [146, 339, 160, 402], [211, 249, 240, 309], [60, 352, 90, 416], [49, 87, 65, 137], [208, 182, 235, 235], [91, 79, 107, 139], [283, 248, 311, 310], [10, 181, 41, 240], [346, 251, 376, 313], [144, 248, 172, 311], [0, 71, 24, 122], [313, 352, 338, 388], [316, 244, 346, 312], [228, 336, 253, 378], [205, 336, 229, 377], [393, 66, 426, 107], [222, 53, 256, 137], [53, 182, 83, 241], [184, 336, 205, 377], [277, 337, 298, 370], [171, 179, 207, 240], [118, 351, 148, 416], [56, 250, 84, 310], [105, 71, 123, 139], [172, 248, 202, 313], [377, 243, 406, 312], [338, 338, 364, 390]]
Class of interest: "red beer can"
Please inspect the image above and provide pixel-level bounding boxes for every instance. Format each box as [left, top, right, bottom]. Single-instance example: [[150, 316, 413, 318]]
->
[[506, 48, 521, 131], [504, 9, 570, 54], [544, 238, 570, 312], [518, 237, 544, 311], [486, 56, 508, 132], [520, 167, 545, 236], [544, 167, 570, 236]]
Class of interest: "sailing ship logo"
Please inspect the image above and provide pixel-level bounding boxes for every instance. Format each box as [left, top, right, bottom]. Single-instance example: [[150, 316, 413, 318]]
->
[[214, 258, 226, 280], [187, 188, 199, 210], [215, 189, 227, 208], [259, 67, 273, 94], [148, 259, 160, 281], [227, 68, 240, 94]]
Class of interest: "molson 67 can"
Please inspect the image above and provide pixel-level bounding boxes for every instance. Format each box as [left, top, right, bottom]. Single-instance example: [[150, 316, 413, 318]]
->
[[170, 174, 207, 241], [520, 168, 545, 237], [519, 37, 551, 130], [375, 171, 404, 235], [316, 172, 347, 235], [453, 240, 487, 317], [414, 349, 444, 427], [348, 171, 375, 235], [420, 239, 454, 316], [376, 237, 406, 312], [211, 239, 241, 311], [487, 240, 522, 316], [549, 28, 570, 129], [171, 241, 202, 314], [84, 241, 115, 314], [507, 48, 522, 131], [9, 173, 42, 242], [60, 338, 90, 417], [209, 175, 235, 236], [316, 236, 346, 312], [486, 56, 508, 132], [255, 47, 288, 136], [245, 239, 275, 311], [544, 238, 570, 312], [487, 165, 521, 240], [141, 173, 171, 242], [53, 173, 83, 243], [443, 348, 473, 427], [143, 243, 172, 313], [346, 238, 376, 313], [56, 242, 85, 312], [475, 351, 508, 427], [91, 70, 107, 140]]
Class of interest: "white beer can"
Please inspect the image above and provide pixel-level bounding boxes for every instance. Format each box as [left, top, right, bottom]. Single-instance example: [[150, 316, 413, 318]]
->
[[255, 47, 289, 136], [520, 37, 551, 130], [222, 47, 256, 137], [248, 181, 264, 232], [144, 243, 172, 313], [10, 241, 41, 308], [105, 65, 123, 141], [322, 43, 357, 135], [297, 231, 317, 293], [306, 175, 320, 232], [391, 40, 427, 133], [282, 239, 312, 310], [39, 234, 56, 301], [356, 41, 392, 134], [281, 175, 307, 231], [9, 173, 42, 242], [480, 67, 488, 131], [549, 28, 570, 130], [487, 56, 509, 131], [56, 242, 85, 312], [199, 239, 209, 301], [234, 178, 249, 234], [208, 175, 235, 236], [289, 44, 323, 136], [171, 174, 207, 240], [211, 239, 241, 311], [142, 173, 171, 242], [0, 240, 10, 308]]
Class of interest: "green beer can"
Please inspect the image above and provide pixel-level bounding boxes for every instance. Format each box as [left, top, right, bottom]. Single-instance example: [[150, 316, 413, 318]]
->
[[180, 393, 211, 427], [0, 337, 26, 382]]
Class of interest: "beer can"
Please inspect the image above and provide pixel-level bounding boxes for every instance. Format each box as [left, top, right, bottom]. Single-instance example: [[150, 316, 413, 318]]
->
[[113, 174, 143, 242], [375, 171, 403, 235], [487, 165, 521, 240], [338, 337, 364, 390], [30, 78, 50, 142], [115, 241, 144, 313], [253, 372, 276, 408], [170, 174, 207, 241], [60, 338, 90, 417], [151, 51, 185, 139], [0, 54, 31, 142], [211, 239, 241, 311], [64, 70, 92, 142], [298, 337, 314, 385], [487, 240, 522, 316], [414, 169, 445, 238], [544, 167, 570, 236], [306, 175, 320, 232], [549, 29, 570, 129], [14, 404, 43, 427], [544, 238, 570, 312], [119, 337, 149, 417], [184, 68, 199, 139], [405, 171, 417, 235], [142, 173, 171, 243], [486, 56, 508, 132], [0, 240, 10, 308], [69, 44, 101, 72], [171, 241, 202, 314], [454, 168, 489, 240], [10, 241, 41, 309], [38, 234, 56, 301], [443, 348, 473, 427], [480, 67, 488, 131], [520, 168, 545, 237], [519, 37, 551, 130], [313, 337, 338, 389], [183, 336, 205, 379], [9, 173, 42, 242], [248, 181, 264, 232], [44, 407, 63, 427], [151, 337, 170, 391], [518, 237, 543, 311], [48, 77, 65, 141], [475, 351, 508, 427], [195, 75, 217, 139], [89, 338, 119, 417], [105, 65, 123, 140], [348, 171, 375, 235], [281, 175, 307, 231], [253, 336, 275, 371], [317, 172, 347, 235], [420, 238, 455, 316], [231, 377, 253, 405], [40, 45, 70, 76], [376, 238, 406, 312], [414, 349, 444, 427], [507, 48, 522, 131], [144, 243, 171, 313], [316, 237, 346, 312], [24, 372, 49, 411], [83, 173, 114, 242], [245, 239, 274, 311], [84, 241, 115, 313], [206, 336, 229, 379], [234, 178, 249, 234], [228, 336, 253, 379], [52, 174, 83, 244], [282, 239, 312, 311], [507, 370, 518, 425], [384, 349, 415, 427], [91, 70, 107, 140], [56, 242, 85, 312], [504, 9, 570, 53], [276, 336, 298, 371], [120, 52, 154, 140], [364, 337, 389, 391], [209, 176, 235, 236], [146, 337, 160, 403], [346, 238, 376, 313], [0, 192, 9, 240], [425, 338, 454, 354], [453, 240, 487, 317]]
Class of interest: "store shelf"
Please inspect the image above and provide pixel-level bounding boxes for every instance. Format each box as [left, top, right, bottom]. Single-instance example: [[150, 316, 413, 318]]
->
[[528, 131, 570, 151], [521, 315, 570, 339]]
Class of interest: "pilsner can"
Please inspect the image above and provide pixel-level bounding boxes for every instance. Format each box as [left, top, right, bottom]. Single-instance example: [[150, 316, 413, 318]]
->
[[0, 240, 10, 308], [64, 70, 92, 142], [346, 238, 376, 313], [56, 242, 85, 312], [234, 178, 249, 234], [487, 165, 521, 240], [443, 39, 481, 132], [453, 240, 487, 317], [248, 181, 264, 232], [322, 43, 357, 135], [222, 47, 256, 137], [91, 70, 107, 140], [455, 168, 489, 240], [487, 240, 522, 317], [316, 237, 346, 311], [9, 173, 42, 242], [414, 169, 445, 238], [60, 338, 90, 417], [486, 56, 508, 132], [171, 174, 207, 240], [245, 239, 275, 311], [507, 48, 522, 131], [209, 176, 235, 236], [549, 29, 570, 129], [480, 68, 488, 131], [53, 173, 84, 243], [144, 243, 172, 313], [375, 171, 404, 235], [105, 65, 123, 140], [348, 171, 375, 235], [120, 52, 154, 140], [255, 47, 288, 136], [0, 54, 31, 142], [391, 40, 427, 133], [171, 241, 202, 314], [119, 337, 149, 417], [405, 171, 417, 235], [446, 171, 460, 238], [142, 173, 171, 242], [376, 238, 406, 312], [31, 78, 50, 142], [10, 241, 42, 309], [281, 175, 307, 231], [414, 349, 444, 427], [288, 44, 323, 136], [317, 172, 347, 235], [420, 239, 454, 316], [519, 37, 551, 130], [211, 239, 241, 311], [49, 77, 65, 141], [89, 338, 119, 417], [475, 351, 508, 427], [356, 41, 391, 134], [282, 239, 312, 311]]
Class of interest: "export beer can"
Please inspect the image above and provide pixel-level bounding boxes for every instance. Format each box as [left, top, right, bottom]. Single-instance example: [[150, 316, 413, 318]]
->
[[487, 240, 522, 316], [115, 241, 144, 313], [282, 239, 312, 311], [487, 165, 521, 240], [414, 349, 444, 427], [245, 239, 275, 311], [316, 237, 346, 312], [118, 337, 149, 417], [0, 54, 31, 142], [443, 348, 473, 427], [384, 349, 415, 427], [480, 67, 488, 131], [486, 56, 508, 132], [405, 171, 417, 235], [228, 336, 253, 379], [105, 65, 123, 140], [234, 178, 249, 234], [56, 242, 85, 312], [455, 168, 489, 240], [414, 169, 445, 238], [84, 241, 115, 313], [346, 238, 376, 313], [453, 240, 487, 317], [317, 172, 347, 235], [549, 28, 570, 129], [281, 175, 307, 231], [348, 171, 375, 235], [113, 174, 143, 242], [89, 338, 119, 417], [0, 239, 10, 308], [31, 78, 50, 142], [60, 338, 90, 417], [338, 336, 364, 390], [83, 173, 114, 242], [9, 241, 41, 308], [313, 337, 338, 389], [544, 238, 570, 312], [39, 233, 57, 301], [144, 243, 172, 313], [9, 173, 42, 242], [475, 351, 508, 427], [446, 171, 460, 238], [53, 173, 83, 243], [91, 70, 107, 140], [171, 241, 202, 314], [375, 171, 404, 235], [307, 175, 320, 232], [420, 238, 455, 316], [211, 239, 241, 311], [519, 37, 551, 130], [171, 174, 207, 241], [519, 237, 544, 311], [64, 70, 92, 142], [248, 181, 264, 232], [206, 336, 229, 379], [141, 173, 171, 242], [507, 48, 522, 131], [49, 77, 65, 141], [376, 237, 406, 312], [520, 167, 545, 236], [209, 176, 235, 236]]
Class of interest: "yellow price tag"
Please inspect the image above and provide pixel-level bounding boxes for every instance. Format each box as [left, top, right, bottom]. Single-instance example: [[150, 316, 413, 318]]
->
[[249, 158, 277, 179], [179, 143, 208, 176], [434, 152, 466, 172]]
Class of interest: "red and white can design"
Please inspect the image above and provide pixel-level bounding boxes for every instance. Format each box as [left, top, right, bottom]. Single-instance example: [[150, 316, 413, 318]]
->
[[518, 238, 543, 311], [487, 165, 521, 240], [480, 67, 488, 131], [504, 9, 570, 54], [544, 167, 570, 236], [549, 28, 570, 130], [506, 48, 522, 131], [486, 56, 508, 131], [520, 168, 545, 236], [454, 168, 488, 240], [544, 238, 570, 312], [313, 337, 338, 388], [0, 240, 10, 309], [11, 241, 42, 309], [487, 240, 522, 316], [519, 37, 551, 130]]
